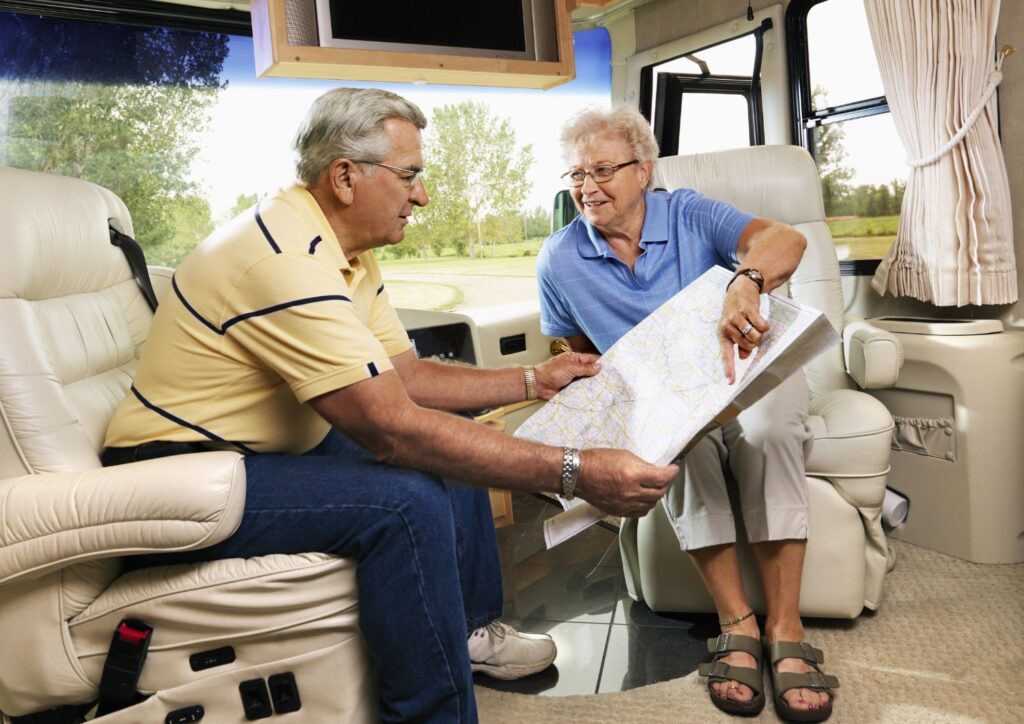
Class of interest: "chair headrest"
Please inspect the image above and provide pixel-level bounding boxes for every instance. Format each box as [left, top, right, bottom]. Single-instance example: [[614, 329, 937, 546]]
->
[[653, 145, 826, 225], [0, 167, 135, 301]]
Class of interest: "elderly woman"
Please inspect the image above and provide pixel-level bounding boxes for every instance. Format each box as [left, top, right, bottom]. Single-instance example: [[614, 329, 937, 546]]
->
[[536, 105, 840, 723]]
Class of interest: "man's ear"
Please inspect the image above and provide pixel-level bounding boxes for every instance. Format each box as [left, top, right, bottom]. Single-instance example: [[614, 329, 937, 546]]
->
[[328, 158, 357, 206]]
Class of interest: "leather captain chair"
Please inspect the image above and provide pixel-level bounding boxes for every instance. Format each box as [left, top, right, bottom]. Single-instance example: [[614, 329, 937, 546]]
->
[[618, 145, 903, 619], [0, 167, 374, 722]]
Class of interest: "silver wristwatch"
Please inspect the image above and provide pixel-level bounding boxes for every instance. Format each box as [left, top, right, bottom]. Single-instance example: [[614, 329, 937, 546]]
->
[[560, 447, 581, 500]]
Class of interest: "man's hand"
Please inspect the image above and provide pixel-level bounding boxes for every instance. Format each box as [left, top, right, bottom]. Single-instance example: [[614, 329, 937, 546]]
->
[[575, 449, 678, 517], [534, 352, 602, 400], [717, 275, 769, 384]]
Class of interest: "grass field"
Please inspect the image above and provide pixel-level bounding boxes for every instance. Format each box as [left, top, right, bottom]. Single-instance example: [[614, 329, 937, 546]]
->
[[827, 216, 897, 260], [378, 216, 898, 309], [832, 236, 895, 261]]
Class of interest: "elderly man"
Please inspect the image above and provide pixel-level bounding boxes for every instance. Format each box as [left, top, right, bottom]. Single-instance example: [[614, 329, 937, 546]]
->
[[101, 88, 676, 723], [536, 106, 839, 723]]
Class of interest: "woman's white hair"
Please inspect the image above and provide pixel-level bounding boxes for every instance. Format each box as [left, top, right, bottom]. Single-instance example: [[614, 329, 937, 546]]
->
[[293, 87, 427, 186], [559, 105, 659, 189]]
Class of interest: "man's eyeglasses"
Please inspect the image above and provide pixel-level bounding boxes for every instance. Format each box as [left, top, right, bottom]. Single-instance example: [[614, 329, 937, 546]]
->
[[560, 160, 639, 188], [355, 160, 424, 187]]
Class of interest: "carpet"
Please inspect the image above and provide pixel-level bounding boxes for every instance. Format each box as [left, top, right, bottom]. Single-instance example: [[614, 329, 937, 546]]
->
[[475, 540, 1024, 723]]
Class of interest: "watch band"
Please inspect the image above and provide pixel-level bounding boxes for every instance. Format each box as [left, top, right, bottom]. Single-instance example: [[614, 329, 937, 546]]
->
[[727, 267, 765, 293], [560, 447, 581, 500], [523, 366, 538, 401]]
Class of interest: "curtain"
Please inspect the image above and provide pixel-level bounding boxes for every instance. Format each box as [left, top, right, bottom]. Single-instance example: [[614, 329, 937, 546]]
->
[[865, 0, 1016, 306]]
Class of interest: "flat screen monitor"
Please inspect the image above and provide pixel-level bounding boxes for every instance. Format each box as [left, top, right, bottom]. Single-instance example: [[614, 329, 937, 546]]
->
[[315, 0, 536, 60]]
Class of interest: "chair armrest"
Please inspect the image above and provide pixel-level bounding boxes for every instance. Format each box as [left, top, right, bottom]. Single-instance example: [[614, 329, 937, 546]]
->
[[0, 451, 245, 586], [843, 315, 903, 389], [806, 389, 892, 508]]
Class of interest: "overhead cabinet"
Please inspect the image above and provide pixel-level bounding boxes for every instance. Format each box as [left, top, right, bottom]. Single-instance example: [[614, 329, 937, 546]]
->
[[250, 0, 576, 89]]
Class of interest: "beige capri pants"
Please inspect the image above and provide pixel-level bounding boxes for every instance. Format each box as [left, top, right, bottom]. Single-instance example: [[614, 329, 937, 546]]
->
[[663, 371, 813, 551]]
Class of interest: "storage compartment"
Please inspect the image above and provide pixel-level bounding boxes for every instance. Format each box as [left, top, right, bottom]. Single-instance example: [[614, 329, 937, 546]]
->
[[867, 318, 1024, 563], [251, 0, 575, 89]]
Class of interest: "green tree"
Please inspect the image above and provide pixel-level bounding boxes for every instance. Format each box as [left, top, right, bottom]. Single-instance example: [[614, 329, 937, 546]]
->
[[413, 101, 534, 259], [481, 211, 522, 256], [811, 86, 854, 217], [157, 195, 216, 268], [224, 192, 260, 222], [523, 204, 552, 239], [3, 20, 229, 266], [400, 219, 434, 260], [888, 179, 906, 215]]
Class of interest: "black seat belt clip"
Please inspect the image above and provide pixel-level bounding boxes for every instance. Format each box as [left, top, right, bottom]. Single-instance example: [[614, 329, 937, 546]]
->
[[96, 618, 154, 716]]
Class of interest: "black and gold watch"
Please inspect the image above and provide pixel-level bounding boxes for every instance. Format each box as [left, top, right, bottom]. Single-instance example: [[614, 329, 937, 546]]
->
[[727, 267, 765, 293]]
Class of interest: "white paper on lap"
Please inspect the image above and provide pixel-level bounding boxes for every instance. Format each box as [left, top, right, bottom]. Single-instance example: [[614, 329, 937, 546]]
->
[[515, 265, 841, 548]]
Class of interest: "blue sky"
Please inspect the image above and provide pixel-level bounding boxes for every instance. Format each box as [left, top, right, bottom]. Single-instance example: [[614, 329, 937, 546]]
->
[[197, 29, 612, 216]]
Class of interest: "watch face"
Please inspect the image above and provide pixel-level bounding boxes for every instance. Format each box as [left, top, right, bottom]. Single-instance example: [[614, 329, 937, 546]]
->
[[744, 269, 764, 289]]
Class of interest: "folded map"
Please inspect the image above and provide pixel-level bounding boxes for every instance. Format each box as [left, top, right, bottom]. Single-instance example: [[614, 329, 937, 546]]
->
[[514, 265, 841, 547]]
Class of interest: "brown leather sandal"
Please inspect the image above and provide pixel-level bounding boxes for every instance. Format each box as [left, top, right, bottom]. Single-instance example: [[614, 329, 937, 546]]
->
[[697, 633, 766, 717], [765, 640, 840, 722]]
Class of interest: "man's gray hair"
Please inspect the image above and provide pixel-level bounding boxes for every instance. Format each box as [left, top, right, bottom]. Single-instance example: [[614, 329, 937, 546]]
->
[[294, 87, 428, 186], [560, 105, 659, 189]]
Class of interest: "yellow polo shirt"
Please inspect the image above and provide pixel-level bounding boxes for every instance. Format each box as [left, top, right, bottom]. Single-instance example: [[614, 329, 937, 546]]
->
[[105, 184, 412, 454]]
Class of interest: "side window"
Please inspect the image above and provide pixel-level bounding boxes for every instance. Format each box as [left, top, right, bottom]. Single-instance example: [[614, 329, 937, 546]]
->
[[0, 10, 610, 313], [788, 0, 906, 265], [642, 25, 771, 156]]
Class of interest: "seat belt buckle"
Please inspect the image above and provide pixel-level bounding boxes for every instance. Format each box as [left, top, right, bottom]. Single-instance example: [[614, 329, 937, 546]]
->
[[96, 618, 154, 716]]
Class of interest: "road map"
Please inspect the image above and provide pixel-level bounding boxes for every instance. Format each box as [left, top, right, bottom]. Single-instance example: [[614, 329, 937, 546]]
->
[[514, 265, 840, 547]]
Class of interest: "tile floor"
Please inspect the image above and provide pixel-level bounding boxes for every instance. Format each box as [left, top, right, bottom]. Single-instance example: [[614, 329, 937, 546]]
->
[[475, 492, 719, 696]]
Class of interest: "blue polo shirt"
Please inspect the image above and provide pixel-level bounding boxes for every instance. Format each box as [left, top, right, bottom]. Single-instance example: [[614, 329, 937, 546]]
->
[[537, 189, 754, 353]]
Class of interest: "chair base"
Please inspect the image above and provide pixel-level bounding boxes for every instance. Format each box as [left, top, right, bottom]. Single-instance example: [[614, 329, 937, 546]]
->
[[4, 638, 377, 724], [623, 476, 868, 619]]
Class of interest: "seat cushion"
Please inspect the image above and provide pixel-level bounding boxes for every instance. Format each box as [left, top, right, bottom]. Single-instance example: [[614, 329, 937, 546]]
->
[[69, 553, 361, 693]]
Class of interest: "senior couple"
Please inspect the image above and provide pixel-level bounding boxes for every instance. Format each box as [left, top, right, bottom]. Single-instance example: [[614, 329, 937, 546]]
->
[[103, 87, 838, 722]]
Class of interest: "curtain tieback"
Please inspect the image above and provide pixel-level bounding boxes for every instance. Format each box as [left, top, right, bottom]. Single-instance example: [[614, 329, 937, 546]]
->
[[906, 45, 1015, 168]]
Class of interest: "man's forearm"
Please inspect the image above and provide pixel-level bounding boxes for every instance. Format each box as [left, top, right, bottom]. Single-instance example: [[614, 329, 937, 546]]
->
[[402, 358, 530, 411], [384, 404, 562, 492], [313, 375, 557, 492]]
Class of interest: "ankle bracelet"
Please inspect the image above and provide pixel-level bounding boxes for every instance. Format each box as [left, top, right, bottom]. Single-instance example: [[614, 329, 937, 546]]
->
[[719, 610, 755, 629]]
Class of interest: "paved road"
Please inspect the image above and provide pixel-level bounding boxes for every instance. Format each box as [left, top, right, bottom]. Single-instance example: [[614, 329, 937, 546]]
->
[[385, 272, 540, 311]]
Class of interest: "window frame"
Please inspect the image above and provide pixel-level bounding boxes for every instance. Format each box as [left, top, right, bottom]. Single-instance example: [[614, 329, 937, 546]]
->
[[786, 0, 893, 275], [0, 0, 251, 35], [640, 18, 773, 157], [653, 74, 758, 157]]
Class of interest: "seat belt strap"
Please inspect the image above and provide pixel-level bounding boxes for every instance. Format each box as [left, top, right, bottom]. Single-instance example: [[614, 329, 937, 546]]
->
[[95, 618, 154, 717], [109, 220, 158, 312]]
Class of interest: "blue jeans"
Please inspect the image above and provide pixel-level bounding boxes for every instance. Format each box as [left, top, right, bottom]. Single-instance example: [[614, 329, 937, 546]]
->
[[133, 430, 503, 722]]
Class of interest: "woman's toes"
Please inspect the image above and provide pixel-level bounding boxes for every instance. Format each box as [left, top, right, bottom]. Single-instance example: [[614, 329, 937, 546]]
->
[[733, 684, 753, 703], [714, 681, 752, 702], [784, 689, 813, 710]]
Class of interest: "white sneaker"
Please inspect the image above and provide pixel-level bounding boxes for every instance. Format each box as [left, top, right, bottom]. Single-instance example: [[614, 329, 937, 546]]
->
[[467, 621, 557, 680]]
